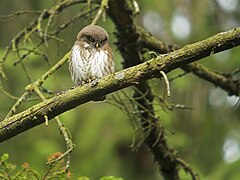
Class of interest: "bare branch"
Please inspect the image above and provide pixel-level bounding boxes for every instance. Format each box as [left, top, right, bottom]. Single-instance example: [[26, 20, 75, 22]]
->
[[4, 52, 70, 119], [160, 70, 171, 97], [0, 0, 88, 77]]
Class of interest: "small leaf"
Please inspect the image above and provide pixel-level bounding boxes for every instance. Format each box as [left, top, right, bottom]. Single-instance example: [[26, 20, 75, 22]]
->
[[1, 153, 9, 162]]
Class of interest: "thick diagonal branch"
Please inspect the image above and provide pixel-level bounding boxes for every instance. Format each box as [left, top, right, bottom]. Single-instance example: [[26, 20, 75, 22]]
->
[[0, 27, 239, 143], [139, 27, 240, 96]]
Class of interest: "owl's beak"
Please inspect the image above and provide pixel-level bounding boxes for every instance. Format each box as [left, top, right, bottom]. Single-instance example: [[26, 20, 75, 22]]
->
[[95, 42, 100, 49]]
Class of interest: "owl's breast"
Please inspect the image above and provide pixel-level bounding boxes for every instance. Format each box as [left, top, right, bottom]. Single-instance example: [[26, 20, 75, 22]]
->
[[70, 43, 114, 86], [69, 44, 89, 85], [88, 50, 111, 78]]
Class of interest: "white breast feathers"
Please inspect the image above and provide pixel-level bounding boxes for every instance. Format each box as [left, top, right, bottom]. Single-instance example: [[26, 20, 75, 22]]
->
[[69, 43, 114, 86]]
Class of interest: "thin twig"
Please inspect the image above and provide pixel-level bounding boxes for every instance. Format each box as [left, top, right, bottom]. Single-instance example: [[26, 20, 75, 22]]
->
[[176, 158, 200, 180], [91, 0, 109, 25], [33, 83, 74, 171], [11, 7, 96, 66], [160, 70, 170, 97], [4, 52, 70, 119], [0, 81, 19, 100], [45, 121, 74, 171], [0, 0, 87, 77], [0, 10, 42, 23]]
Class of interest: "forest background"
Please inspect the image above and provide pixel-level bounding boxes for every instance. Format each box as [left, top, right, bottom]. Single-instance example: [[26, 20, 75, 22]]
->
[[0, 0, 239, 179]]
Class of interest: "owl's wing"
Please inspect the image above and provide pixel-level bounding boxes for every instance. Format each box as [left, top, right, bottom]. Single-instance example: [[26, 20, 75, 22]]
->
[[105, 44, 115, 74]]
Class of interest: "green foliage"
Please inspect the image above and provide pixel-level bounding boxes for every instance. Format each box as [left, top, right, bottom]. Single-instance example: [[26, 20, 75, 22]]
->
[[0, 153, 40, 179], [43, 152, 71, 180], [0, 152, 70, 179], [0, 154, 125, 180], [0, 0, 239, 179]]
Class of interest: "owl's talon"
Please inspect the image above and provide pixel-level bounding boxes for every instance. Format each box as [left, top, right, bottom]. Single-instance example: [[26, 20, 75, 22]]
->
[[90, 79, 99, 87]]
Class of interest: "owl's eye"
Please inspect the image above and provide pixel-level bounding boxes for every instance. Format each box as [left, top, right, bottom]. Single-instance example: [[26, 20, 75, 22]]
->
[[88, 37, 95, 42]]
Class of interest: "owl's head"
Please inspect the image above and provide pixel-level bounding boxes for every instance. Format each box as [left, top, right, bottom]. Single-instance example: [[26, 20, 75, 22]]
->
[[77, 25, 109, 49]]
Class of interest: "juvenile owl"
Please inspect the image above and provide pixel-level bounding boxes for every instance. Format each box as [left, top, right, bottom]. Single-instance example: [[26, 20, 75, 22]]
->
[[69, 25, 115, 101]]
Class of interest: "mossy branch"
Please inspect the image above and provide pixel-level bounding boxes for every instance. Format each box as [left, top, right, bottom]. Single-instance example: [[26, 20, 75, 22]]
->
[[182, 63, 240, 96], [139, 26, 240, 96], [0, 27, 239, 143], [4, 52, 70, 119]]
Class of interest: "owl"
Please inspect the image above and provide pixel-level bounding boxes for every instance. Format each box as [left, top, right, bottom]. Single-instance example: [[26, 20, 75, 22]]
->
[[69, 25, 115, 101]]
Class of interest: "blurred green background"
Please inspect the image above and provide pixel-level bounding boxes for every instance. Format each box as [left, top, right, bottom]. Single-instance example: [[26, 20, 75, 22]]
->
[[0, 0, 240, 179]]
